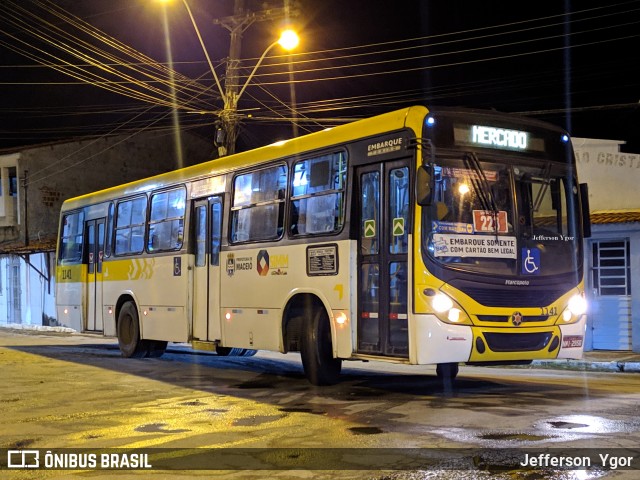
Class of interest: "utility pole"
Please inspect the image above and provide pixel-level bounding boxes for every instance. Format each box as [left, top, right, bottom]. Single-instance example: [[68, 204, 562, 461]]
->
[[213, 0, 299, 156], [22, 169, 28, 247]]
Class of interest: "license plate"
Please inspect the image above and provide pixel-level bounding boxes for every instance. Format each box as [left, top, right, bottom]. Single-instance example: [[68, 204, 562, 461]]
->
[[562, 335, 583, 348]]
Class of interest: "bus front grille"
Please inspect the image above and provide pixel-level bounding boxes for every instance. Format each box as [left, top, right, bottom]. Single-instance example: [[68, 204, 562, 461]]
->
[[476, 315, 550, 323], [483, 332, 553, 352], [452, 283, 565, 307]]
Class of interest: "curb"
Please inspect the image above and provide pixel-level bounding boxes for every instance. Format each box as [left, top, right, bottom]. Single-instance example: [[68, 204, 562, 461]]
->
[[0, 323, 77, 334], [532, 359, 640, 373]]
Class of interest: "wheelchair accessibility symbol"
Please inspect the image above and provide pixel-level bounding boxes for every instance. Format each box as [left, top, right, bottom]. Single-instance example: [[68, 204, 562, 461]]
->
[[522, 248, 540, 275]]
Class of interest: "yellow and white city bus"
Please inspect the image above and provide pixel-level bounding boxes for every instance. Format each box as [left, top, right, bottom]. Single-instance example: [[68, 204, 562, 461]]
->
[[55, 105, 590, 385]]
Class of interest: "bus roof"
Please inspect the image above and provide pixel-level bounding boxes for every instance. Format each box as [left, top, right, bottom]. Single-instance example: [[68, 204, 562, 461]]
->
[[60, 106, 429, 212]]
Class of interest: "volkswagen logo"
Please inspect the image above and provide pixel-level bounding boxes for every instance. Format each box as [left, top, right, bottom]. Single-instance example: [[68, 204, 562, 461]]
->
[[511, 311, 523, 326]]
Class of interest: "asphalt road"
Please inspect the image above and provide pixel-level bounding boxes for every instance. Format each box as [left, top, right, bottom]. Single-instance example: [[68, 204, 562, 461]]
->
[[1, 328, 639, 480]]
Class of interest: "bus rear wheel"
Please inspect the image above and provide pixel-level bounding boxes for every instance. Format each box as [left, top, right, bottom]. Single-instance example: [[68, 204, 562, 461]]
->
[[117, 301, 150, 358], [300, 309, 341, 386]]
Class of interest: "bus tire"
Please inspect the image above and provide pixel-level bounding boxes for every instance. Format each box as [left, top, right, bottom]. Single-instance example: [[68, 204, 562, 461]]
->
[[436, 362, 459, 381], [117, 301, 150, 358], [147, 341, 167, 358], [300, 308, 341, 386]]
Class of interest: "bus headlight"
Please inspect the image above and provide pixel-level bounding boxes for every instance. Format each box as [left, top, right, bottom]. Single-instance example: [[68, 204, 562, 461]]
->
[[432, 293, 453, 313], [559, 294, 587, 323], [429, 292, 472, 325], [568, 294, 587, 316]]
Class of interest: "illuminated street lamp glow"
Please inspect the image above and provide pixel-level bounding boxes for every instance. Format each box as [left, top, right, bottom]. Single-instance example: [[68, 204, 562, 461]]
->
[[278, 29, 299, 50]]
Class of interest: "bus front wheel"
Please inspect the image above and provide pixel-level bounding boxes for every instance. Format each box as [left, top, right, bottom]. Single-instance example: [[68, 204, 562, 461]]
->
[[117, 301, 150, 358], [300, 309, 341, 386], [436, 362, 459, 381]]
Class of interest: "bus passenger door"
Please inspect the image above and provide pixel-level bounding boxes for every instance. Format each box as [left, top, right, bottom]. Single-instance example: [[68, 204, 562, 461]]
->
[[85, 218, 105, 332], [356, 160, 410, 357], [193, 196, 223, 342]]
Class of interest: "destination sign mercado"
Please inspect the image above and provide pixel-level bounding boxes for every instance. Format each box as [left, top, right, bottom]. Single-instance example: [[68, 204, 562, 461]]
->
[[453, 124, 545, 152]]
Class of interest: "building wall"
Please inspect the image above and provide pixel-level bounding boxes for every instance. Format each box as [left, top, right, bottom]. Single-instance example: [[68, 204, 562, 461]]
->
[[586, 225, 640, 352], [0, 253, 56, 327], [573, 138, 640, 352], [0, 153, 20, 240], [0, 130, 213, 327], [573, 137, 640, 210], [17, 130, 213, 245]]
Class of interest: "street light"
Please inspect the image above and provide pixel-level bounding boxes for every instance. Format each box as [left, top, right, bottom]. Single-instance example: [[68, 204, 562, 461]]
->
[[235, 29, 299, 101], [157, 0, 299, 157]]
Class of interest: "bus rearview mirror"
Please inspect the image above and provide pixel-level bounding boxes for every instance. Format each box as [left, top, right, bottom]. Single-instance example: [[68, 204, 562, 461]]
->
[[416, 166, 432, 206], [580, 183, 591, 238]]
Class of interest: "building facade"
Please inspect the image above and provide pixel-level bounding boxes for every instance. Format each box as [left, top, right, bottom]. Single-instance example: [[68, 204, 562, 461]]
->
[[573, 138, 640, 352], [0, 130, 212, 327]]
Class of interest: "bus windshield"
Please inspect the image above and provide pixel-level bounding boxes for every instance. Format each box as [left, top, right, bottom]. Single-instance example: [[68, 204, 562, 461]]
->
[[423, 154, 582, 278]]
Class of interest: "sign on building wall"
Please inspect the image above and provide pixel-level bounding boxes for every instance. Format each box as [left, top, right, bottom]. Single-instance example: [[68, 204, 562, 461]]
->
[[574, 142, 640, 210]]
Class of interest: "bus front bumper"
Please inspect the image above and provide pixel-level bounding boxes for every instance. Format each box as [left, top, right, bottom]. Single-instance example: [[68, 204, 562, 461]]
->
[[412, 314, 586, 365]]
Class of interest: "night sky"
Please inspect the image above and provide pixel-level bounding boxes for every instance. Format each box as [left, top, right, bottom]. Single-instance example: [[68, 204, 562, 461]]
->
[[1, 0, 639, 153]]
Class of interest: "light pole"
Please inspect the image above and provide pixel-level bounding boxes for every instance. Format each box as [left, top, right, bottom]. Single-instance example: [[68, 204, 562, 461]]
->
[[219, 29, 299, 156], [157, 0, 299, 157]]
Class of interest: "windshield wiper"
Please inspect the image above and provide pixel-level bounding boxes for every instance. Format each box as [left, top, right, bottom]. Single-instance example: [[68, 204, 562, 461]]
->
[[462, 152, 504, 238], [532, 161, 552, 213], [463, 152, 499, 213]]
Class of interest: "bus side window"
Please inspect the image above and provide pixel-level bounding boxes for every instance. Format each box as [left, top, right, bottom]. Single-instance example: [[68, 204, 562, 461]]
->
[[115, 196, 147, 256], [306, 194, 337, 233], [289, 152, 347, 236], [210, 198, 222, 266], [230, 165, 287, 243], [147, 188, 186, 252], [105, 203, 114, 257], [59, 211, 84, 264], [195, 206, 206, 267]]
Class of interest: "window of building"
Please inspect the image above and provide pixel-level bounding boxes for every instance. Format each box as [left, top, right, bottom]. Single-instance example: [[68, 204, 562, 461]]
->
[[115, 196, 147, 255], [9, 168, 17, 197], [230, 164, 287, 243], [592, 240, 631, 296], [290, 152, 347, 236]]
